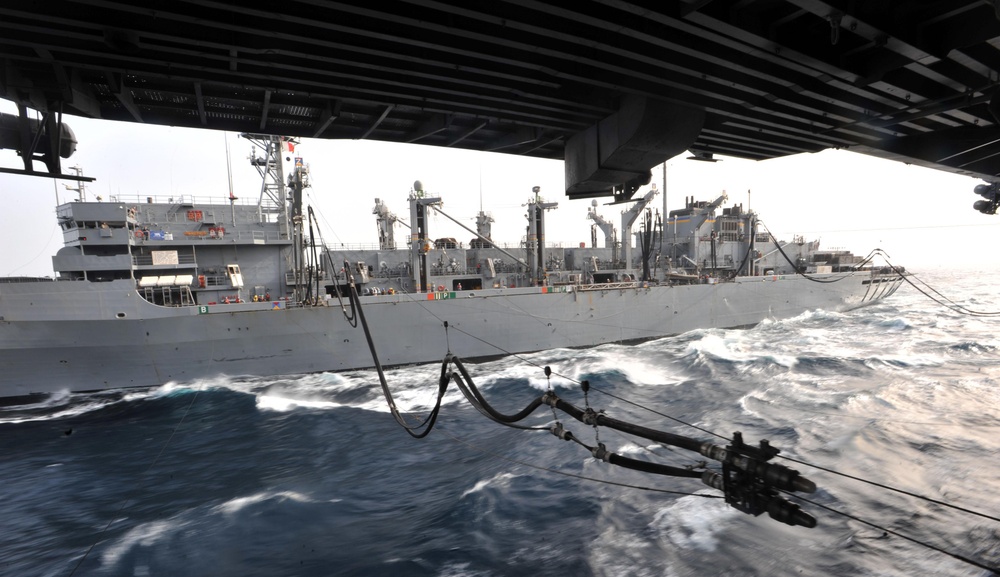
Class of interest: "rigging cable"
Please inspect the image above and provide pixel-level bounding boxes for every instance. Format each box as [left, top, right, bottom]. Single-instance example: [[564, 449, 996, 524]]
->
[[304, 207, 317, 303], [777, 454, 1000, 524], [743, 226, 999, 316], [337, 270, 718, 494], [302, 206, 357, 325], [880, 256, 1000, 317], [434, 425, 723, 499], [782, 491, 999, 574], [341, 265, 818, 525], [360, 277, 998, 525], [337, 263, 998, 569]]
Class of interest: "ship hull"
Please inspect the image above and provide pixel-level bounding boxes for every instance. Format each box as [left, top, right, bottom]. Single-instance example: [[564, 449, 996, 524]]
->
[[0, 273, 903, 397]]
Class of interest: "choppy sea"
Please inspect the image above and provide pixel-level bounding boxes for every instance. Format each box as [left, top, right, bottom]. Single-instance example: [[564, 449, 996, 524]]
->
[[2, 269, 999, 577]]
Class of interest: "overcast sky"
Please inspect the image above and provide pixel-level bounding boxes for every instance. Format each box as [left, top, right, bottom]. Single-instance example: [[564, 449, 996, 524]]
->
[[2, 100, 998, 277]]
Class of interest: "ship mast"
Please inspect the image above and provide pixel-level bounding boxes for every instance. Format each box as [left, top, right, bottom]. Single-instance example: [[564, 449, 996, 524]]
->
[[620, 184, 658, 272], [525, 186, 557, 286], [240, 133, 307, 301]]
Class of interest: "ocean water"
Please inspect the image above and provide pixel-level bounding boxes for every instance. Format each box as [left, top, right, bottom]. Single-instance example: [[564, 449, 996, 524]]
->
[[2, 269, 999, 577]]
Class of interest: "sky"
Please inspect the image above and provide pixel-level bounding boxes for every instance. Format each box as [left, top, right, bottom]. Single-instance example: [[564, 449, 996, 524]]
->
[[2, 100, 998, 277]]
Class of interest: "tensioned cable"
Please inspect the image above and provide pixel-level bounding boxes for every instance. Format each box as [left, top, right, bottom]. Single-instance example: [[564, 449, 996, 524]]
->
[[440, 319, 1000, 530], [437, 320, 728, 440], [435, 425, 722, 498], [331, 235, 997, 568], [741, 394, 1000, 428], [342, 253, 999, 529], [881, 258, 1000, 317], [778, 454, 1000, 524], [783, 491, 1000, 574]]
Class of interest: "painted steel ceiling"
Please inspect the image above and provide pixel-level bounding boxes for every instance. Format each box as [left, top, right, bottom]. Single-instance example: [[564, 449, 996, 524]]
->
[[2, 1, 1000, 196]]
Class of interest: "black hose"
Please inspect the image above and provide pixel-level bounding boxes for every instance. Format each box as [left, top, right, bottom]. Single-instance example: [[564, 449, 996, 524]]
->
[[545, 393, 704, 453], [450, 355, 547, 424], [604, 451, 703, 478], [348, 279, 445, 438]]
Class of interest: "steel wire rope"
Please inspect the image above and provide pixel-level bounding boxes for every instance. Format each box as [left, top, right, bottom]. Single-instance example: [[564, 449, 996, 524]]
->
[[434, 424, 724, 499], [68, 386, 203, 577], [346, 277, 821, 527], [586, 367, 1000, 531], [780, 490, 1000, 574], [325, 235, 994, 518], [776, 454, 1000, 525], [301, 193, 380, 304], [341, 254, 1000, 559], [907, 272, 980, 310], [590, 368, 1000, 529], [448, 354, 758, 485], [476, 335, 1000, 532], [7, 221, 60, 275], [332, 236, 1000, 570], [589, 369, 1000, 564], [304, 207, 320, 303], [769, 221, 1000, 235], [301, 205, 359, 325], [739, 393, 1000, 428], [448, 353, 713, 481], [427, 317, 729, 442], [343, 276, 741, 480], [880, 257, 1000, 317], [390, 281, 696, 351]]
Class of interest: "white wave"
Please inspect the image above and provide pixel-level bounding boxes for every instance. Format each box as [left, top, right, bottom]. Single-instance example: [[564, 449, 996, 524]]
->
[[738, 391, 769, 419], [460, 472, 518, 499], [225, 365, 470, 414], [586, 514, 662, 577], [435, 562, 494, 577], [0, 402, 104, 425], [213, 490, 315, 515], [101, 518, 187, 568], [0, 386, 165, 424], [19, 388, 72, 408], [472, 345, 684, 391], [650, 494, 738, 552], [612, 442, 653, 456], [684, 333, 798, 368], [255, 394, 345, 412]]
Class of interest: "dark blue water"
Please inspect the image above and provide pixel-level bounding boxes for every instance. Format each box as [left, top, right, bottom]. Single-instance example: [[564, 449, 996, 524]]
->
[[3, 270, 999, 576]]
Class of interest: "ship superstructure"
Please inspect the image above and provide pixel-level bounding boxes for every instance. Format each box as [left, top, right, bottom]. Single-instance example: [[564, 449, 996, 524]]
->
[[0, 135, 904, 398]]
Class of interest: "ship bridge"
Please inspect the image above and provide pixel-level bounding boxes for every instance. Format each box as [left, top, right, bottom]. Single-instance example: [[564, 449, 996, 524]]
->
[[2, 1, 1000, 200]]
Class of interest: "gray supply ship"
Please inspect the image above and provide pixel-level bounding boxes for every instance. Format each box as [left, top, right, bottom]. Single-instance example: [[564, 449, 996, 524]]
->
[[0, 134, 904, 398]]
